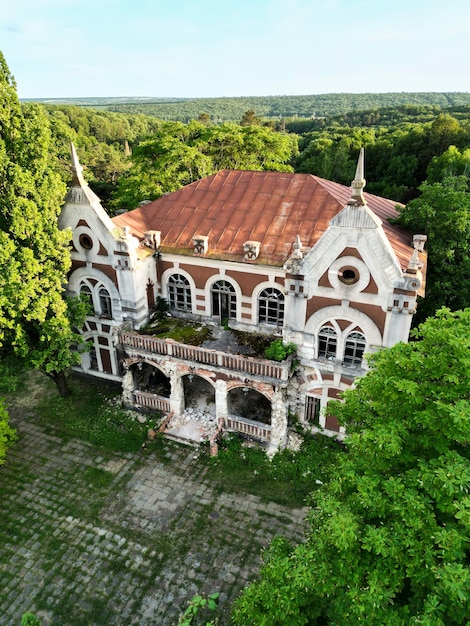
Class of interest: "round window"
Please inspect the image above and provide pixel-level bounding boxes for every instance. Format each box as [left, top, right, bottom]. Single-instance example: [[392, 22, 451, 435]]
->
[[339, 267, 359, 285], [79, 234, 93, 250]]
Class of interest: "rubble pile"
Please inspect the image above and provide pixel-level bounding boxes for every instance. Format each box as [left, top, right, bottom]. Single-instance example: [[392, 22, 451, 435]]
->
[[167, 407, 218, 440]]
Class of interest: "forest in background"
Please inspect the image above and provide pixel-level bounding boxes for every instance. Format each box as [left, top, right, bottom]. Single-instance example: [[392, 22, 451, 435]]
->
[[24, 91, 470, 122], [37, 97, 470, 208]]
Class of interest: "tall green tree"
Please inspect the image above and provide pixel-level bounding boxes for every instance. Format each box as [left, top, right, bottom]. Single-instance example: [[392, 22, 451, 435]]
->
[[233, 308, 470, 625], [397, 175, 470, 322], [0, 51, 85, 396]]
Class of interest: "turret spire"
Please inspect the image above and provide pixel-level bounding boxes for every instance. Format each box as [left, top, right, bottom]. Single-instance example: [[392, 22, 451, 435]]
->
[[348, 147, 367, 206]]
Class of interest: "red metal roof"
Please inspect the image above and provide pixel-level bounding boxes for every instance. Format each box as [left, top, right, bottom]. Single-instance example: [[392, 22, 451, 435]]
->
[[112, 170, 415, 270]]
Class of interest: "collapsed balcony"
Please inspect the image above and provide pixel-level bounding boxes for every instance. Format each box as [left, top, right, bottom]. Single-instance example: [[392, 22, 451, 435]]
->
[[119, 321, 293, 450]]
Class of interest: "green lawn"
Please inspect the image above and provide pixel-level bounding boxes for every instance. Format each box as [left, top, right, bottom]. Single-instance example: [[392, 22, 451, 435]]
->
[[2, 361, 342, 509]]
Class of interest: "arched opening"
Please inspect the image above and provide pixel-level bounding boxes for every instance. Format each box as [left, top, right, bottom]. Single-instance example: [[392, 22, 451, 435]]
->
[[146, 279, 155, 309], [79, 283, 94, 312], [130, 362, 170, 397], [165, 374, 217, 442], [227, 386, 271, 425], [98, 287, 112, 318], [182, 374, 216, 414]]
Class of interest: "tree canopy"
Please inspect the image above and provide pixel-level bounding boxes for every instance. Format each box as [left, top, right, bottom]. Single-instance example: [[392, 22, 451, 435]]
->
[[112, 120, 298, 210], [397, 174, 470, 321], [233, 308, 470, 625], [0, 52, 86, 396]]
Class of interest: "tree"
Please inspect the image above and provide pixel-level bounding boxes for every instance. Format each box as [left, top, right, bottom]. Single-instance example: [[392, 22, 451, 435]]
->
[[0, 400, 16, 466], [426, 146, 470, 184], [112, 120, 298, 210], [396, 175, 470, 322], [240, 109, 262, 126], [0, 51, 85, 396], [233, 308, 470, 625]]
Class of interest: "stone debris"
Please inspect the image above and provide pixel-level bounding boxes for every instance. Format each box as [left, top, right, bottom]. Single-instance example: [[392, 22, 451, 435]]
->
[[167, 407, 218, 440]]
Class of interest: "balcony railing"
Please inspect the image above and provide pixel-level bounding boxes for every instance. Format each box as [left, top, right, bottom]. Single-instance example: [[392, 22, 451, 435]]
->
[[224, 415, 271, 442], [120, 331, 291, 382], [133, 390, 170, 413]]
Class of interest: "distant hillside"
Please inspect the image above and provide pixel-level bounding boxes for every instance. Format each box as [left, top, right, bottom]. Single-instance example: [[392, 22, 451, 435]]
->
[[23, 92, 470, 122], [21, 96, 188, 106]]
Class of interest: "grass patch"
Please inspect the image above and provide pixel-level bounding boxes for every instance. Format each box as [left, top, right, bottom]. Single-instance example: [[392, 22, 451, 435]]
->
[[0, 355, 27, 394], [82, 466, 114, 489], [207, 433, 342, 508], [34, 378, 148, 453], [229, 330, 273, 357], [140, 316, 213, 345]]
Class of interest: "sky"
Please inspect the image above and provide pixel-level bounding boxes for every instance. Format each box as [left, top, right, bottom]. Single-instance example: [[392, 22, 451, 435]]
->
[[1, 0, 469, 99]]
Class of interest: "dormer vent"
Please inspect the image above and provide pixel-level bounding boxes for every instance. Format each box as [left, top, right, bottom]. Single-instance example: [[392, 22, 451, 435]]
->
[[193, 235, 208, 255], [243, 241, 260, 261], [144, 230, 161, 250]]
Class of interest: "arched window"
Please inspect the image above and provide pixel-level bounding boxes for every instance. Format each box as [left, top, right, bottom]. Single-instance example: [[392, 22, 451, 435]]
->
[[211, 280, 236, 320], [318, 326, 337, 360], [343, 332, 366, 367], [168, 274, 192, 312], [79, 283, 94, 312], [99, 287, 112, 318], [258, 288, 284, 326]]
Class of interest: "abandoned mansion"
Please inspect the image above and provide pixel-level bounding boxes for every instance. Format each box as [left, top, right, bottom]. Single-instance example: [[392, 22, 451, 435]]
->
[[59, 145, 427, 452]]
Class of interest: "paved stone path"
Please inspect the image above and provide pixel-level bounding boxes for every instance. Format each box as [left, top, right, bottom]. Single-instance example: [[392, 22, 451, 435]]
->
[[0, 412, 308, 625]]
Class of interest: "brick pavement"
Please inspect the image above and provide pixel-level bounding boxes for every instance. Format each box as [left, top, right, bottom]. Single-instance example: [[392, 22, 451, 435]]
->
[[0, 413, 308, 625]]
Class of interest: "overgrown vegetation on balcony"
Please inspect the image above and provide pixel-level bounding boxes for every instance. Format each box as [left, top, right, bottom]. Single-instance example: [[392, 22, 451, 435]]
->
[[137, 297, 296, 359], [140, 315, 214, 346]]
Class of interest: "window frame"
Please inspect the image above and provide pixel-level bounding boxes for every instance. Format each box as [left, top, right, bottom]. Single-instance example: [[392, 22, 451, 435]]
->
[[168, 274, 192, 312], [343, 331, 366, 367], [258, 287, 285, 327], [98, 287, 112, 318], [318, 326, 338, 360], [211, 280, 237, 319]]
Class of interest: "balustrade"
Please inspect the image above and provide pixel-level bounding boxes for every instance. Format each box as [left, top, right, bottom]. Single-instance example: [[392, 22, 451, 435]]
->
[[133, 390, 170, 412], [224, 415, 271, 442], [120, 331, 290, 381]]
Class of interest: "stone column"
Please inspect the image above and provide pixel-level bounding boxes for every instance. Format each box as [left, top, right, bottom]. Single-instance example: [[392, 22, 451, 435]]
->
[[168, 364, 184, 418], [121, 369, 134, 406], [215, 379, 228, 421], [268, 387, 288, 457]]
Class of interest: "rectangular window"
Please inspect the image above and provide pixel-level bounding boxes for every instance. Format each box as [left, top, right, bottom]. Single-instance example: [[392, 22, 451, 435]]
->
[[305, 396, 321, 425], [89, 345, 98, 371]]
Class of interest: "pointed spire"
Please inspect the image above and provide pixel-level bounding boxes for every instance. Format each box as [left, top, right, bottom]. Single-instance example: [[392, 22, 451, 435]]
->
[[348, 147, 367, 206], [70, 142, 85, 186], [292, 234, 303, 259], [65, 142, 104, 209]]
